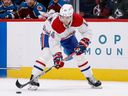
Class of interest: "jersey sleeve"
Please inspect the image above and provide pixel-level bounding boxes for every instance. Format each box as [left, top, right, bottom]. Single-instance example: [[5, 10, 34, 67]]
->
[[77, 19, 92, 40], [49, 31, 62, 55]]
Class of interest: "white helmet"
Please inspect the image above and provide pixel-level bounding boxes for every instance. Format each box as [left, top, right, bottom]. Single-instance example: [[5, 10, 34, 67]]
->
[[59, 4, 74, 17]]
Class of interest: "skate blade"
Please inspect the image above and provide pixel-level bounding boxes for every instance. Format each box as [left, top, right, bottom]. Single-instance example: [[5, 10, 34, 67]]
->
[[91, 85, 103, 89], [28, 86, 38, 91], [28, 88, 38, 91]]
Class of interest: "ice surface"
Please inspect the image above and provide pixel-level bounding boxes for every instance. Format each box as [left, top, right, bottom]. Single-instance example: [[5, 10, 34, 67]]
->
[[0, 78, 128, 96]]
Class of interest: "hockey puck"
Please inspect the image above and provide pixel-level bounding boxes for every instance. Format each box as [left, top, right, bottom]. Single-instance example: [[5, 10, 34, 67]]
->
[[16, 91, 22, 94]]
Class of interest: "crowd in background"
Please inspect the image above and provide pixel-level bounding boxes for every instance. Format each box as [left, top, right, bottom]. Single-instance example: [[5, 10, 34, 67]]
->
[[80, 0, 128, 19], [0, 0, 128, 19]]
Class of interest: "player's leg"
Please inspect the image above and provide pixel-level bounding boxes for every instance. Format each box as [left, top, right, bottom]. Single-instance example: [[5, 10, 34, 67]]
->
[[28, 48, 52, 90], [74, 54, 102, 87], [28, 34, 52, 90], [61, 35, 101, 87]]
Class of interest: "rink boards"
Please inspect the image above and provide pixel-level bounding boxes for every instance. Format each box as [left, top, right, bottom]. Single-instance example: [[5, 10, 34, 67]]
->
[[0, 19, 128, 81]]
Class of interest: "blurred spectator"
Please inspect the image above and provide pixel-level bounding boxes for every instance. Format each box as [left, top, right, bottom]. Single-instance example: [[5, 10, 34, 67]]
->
[[37, 0, 51, 8], [47, 0, 66, 12], [0, 0, 18, 19], [18, 0, 46, 19], [109, 0, 128, 19], [12, 0, 24, 7], [93, 0, 113, 18], [0, 0, 2, 4], [80, 0, 97, 18]]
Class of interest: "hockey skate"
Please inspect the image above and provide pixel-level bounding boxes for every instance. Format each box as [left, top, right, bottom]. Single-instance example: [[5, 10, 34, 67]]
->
[[28, 75, 40, 91], [86, 76, 102, 89]]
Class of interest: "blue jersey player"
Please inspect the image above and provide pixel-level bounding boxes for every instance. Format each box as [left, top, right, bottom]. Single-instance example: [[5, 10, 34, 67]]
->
[[18, 0, 46, 19], [0, 0, 17, 19], [48, 0, 66, 12]]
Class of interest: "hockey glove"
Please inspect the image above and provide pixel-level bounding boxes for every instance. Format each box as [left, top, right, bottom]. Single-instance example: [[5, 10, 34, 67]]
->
[[75, 38, 90, 55], [53, 52, 64, 69]]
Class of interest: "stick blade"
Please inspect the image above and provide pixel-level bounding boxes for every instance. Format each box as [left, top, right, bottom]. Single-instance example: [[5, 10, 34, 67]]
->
[[15, 79, 23, 88]]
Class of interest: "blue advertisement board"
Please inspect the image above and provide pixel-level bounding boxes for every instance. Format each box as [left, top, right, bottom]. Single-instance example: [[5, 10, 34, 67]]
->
[[0, 22, 7, 77]]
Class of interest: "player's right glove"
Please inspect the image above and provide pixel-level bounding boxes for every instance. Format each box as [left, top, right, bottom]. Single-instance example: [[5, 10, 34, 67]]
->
[[53, 52, 64, 69], [75, 38, 90, 55]]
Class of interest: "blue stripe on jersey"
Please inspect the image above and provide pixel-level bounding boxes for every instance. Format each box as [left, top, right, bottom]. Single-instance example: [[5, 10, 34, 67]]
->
[[81, 66, 91, 72], [40, 33, 49, 49], [34, 65, 43, 71], [0, 22, 7, 77]]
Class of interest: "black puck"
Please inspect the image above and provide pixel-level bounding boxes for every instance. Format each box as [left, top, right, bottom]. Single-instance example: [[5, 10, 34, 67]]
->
[[16, 91, 22, 94]]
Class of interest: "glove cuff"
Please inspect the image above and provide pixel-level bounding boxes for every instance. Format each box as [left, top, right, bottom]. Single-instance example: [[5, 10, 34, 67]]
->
[[53, 52, 63, 60], [79, 38, 90, 48]]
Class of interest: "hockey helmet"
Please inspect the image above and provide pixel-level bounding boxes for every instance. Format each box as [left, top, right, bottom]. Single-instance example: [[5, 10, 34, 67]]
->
[[59, 4, 74, 25], [59, 4, 74, 17]]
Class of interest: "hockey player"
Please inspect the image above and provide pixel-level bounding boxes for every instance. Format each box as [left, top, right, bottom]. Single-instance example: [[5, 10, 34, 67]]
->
[[47, 0, 66, 12], [49, 4, 102, 88], [18, 0, 46, 19], [109, 0, 128, 19], [29, 5, 101, 90]]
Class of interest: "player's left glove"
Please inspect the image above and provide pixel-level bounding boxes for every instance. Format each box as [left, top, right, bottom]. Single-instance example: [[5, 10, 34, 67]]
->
[[53, 52, 64, 69], [75, 38, 90, 55]]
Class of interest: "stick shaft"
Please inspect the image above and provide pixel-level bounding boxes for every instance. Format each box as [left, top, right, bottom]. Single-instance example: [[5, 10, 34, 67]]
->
[[16, 52, 76, 88], [0, 67, 20, 70]]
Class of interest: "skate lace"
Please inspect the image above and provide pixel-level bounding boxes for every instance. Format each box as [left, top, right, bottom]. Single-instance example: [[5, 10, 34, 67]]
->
[[89, 76, 97, 84], [33, 78, 38, 83]]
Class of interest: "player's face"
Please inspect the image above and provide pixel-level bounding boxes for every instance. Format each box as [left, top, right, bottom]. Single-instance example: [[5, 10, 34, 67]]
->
[[59, 15, 72, 25], [25, 0, 35, 7], [2, 0, 12, 6]]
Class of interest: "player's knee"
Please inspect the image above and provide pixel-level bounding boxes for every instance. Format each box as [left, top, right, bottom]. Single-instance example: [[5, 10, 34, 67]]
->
[[74, 54, 87, 64]]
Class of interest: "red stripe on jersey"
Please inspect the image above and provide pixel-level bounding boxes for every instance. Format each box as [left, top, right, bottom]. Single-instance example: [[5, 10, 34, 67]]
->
[[78, 61, 88, 68], [36, 60, 46, 67]]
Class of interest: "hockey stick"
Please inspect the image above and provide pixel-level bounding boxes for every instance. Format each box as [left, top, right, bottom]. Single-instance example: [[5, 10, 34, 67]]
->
[[16, 65, 55, 89], [0, 67, 20, 70], [15, 52, 76, 89]]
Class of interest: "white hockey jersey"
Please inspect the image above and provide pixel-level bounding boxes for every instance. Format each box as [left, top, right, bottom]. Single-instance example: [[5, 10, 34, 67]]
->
[[49, 13, 92, 55]]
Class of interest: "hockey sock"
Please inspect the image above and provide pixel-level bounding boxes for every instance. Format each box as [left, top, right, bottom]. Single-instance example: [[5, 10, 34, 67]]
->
[[32, 60, 46, 77], [78, 61, 93, 77]]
